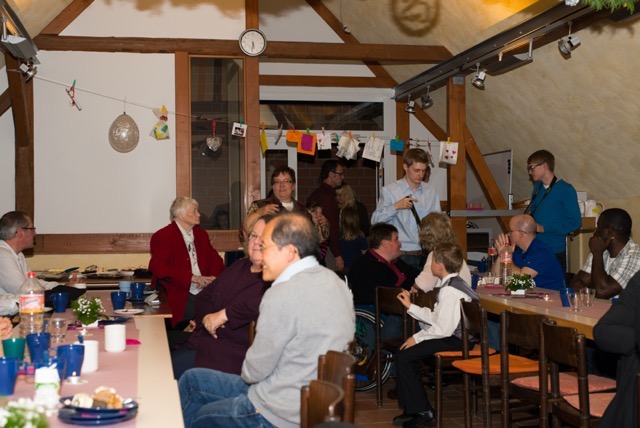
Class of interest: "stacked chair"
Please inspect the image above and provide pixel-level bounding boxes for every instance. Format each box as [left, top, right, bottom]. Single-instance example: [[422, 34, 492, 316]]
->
[[300, 379, 344, 428], [317, 350, 357, 423]]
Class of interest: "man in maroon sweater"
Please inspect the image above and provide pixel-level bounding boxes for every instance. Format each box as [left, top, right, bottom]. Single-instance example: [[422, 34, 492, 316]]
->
[[307, 160, 345, 271]]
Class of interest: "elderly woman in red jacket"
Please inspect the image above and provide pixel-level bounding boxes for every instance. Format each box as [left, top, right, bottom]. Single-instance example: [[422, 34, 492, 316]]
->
[[149, 197, 224, 331]]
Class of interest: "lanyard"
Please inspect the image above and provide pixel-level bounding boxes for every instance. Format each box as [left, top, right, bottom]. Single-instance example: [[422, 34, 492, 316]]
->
[[525, 176, 557, 216]]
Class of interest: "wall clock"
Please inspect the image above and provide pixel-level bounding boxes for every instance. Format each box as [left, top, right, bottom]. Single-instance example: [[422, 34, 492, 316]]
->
[[239, 28, 267, 57]]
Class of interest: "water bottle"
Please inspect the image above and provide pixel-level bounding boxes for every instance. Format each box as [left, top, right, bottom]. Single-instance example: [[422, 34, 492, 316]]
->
[[500, 246, 513, 286], [487, 239, 498, 272], [19, 271, 45, 337]]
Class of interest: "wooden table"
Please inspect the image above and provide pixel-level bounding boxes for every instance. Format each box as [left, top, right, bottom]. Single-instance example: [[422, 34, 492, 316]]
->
[[476, 285, 611, 340], [89, 290, 173, 319]]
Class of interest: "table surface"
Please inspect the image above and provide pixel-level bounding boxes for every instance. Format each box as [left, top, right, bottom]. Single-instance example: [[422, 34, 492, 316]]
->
[[476, 285, 611, 340], [1, 293, 181, 427]]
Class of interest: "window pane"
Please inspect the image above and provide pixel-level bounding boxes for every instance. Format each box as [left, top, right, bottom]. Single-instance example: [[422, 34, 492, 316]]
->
[[260, 101, 383, 131], [190, 58, 244, 230]]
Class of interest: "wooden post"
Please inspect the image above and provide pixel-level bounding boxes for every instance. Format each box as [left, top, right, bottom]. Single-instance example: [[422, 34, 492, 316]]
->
[[447, 77, 467, 256]]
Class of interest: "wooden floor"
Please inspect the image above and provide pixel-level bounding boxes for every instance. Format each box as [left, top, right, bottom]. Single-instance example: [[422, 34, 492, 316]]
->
[[353, 377, 505, 427]]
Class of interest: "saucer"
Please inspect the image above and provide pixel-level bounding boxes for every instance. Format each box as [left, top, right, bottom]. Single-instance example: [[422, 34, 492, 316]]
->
[[114, 308, 144, 315]]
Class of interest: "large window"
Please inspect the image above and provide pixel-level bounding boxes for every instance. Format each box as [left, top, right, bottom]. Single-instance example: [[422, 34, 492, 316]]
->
[[190, 58, 244, 231]]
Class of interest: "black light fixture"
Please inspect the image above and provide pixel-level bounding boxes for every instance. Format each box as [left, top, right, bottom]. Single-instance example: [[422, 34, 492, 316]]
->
[[558, 21, 580, 58], [471, 63, 486, 90], [420, 86, 434, 109], [404, 94, 416, 114]]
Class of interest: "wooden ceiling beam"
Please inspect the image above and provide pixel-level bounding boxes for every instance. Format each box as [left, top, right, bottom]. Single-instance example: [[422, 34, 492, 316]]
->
[[40, 0, 95, 35], [34, 34, 447, 63], [0, 89, 10, 116], [260, 75, 396, 88], [413, 108, 447, 141]]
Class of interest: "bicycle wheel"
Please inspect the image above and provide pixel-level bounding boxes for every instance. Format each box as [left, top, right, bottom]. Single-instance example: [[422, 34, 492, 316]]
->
[[352, 308, 392, 392]]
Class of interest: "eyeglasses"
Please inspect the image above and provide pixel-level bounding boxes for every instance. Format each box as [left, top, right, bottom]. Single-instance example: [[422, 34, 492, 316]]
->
[[509, 229, 527, 234], [273, 179, 293, 186], [259, 244, 277, 251], [249, 232, 261, 241], [332, 171, 345, 177], [527, 162, 543, 171], [21, 227, 36, 231]]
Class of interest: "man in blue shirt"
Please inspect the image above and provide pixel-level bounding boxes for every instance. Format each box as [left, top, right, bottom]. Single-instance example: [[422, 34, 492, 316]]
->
[[371, 148, 440, 270], [525, 150, 581, 271], [493, 214, 565, 290]]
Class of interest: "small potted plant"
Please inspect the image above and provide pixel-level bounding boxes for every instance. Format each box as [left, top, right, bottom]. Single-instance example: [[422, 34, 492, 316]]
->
[[71, 296, 106, 328], [0, 397, 49, 428], [505, 273, 536, 295]]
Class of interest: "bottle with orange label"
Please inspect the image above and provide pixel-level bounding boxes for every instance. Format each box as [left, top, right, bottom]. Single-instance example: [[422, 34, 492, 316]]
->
[[500, 246, 513, 286], [19, 271, 45, 337]]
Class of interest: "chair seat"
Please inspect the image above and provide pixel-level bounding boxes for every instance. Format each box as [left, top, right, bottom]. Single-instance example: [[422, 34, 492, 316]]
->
[[511, 372, 617, 395], [434, 347, 497, 358], [564, 392, 616, 418], [452, 353, 538, 375]]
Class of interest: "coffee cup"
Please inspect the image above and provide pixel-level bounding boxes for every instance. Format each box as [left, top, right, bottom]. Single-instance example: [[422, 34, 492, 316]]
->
[[118, 281, 132, 295], [104, 324, 126, 353], [0, 357, 20, 395], [26, 332, 51, 364], [111, 291, 128, 310], [49, 292, 69, 313], [74, 339, 98, 373], [56, 344, 85, 379], [130, 282, 145, 300], [2, 337, 26, 360]]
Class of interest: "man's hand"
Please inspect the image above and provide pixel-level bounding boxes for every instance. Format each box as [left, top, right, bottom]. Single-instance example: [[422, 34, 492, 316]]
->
[[192, 275, 216, 289], [394, 196, 416, 211], [335, 256, 345, 271], [202, 310, 228, 338], [400, 336, 416, 350], [397, 290, 412, 309], [588, 234, 612, 256], [495, 233, 514, 252]]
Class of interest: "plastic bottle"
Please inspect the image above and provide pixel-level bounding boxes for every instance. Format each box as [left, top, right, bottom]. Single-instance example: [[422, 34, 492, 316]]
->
[[500, 246, 513, 286], [19, 271, 45, 337], [487, 239, 498, 272]]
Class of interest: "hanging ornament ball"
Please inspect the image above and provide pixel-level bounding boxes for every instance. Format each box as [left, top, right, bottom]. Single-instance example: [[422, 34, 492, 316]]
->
[[108, 113, 140, 153], [206, 135, 222, 152]]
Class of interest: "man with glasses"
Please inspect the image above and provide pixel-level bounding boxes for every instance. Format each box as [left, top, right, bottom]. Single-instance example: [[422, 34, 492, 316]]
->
[[492, 214, 564, 290], [307, 159, 345, 271], [525, 150, 581, 271], [179, 212, 354, 428], [0, 211, 58, 314], [372, 148, 440, 270]]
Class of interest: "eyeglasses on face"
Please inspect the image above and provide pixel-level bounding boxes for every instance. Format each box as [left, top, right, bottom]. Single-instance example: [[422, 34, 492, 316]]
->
[[527, 162, 543, 172], [21, 227, 36, 231], [508, 229, 527, 234], [332, 170, 345, 177], [273, 179, 293, 186]]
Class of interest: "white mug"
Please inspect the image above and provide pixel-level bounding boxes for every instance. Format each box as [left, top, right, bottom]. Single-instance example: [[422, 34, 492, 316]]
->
[[578, 200, 604, 218], [75, 340, 98, 373], [104, 324, 126, 353]]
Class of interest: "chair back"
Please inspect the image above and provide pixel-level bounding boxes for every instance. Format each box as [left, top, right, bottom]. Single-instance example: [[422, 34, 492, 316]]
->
[[539, 320, 591, 426], [459, 300, 488, 358], [375, 286, 410, 338], [318, 351, 357, 423], [300, 379, 344, 428]]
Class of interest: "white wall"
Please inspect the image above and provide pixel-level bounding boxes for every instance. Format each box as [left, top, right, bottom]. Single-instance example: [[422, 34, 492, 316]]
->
[[0, 67, 15, 214]]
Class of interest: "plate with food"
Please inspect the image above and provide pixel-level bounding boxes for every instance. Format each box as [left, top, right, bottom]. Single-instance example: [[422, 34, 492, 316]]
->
[[114, 308, 144, 315], [59, 387, 138, 425]]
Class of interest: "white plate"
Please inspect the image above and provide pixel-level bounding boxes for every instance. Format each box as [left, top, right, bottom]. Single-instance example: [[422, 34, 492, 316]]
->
[[44, 306, 53, 312], [114, 309, 144, 315]]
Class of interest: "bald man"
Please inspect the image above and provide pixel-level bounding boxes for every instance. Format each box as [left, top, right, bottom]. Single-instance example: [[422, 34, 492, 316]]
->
[[492, 214, 565, 290]]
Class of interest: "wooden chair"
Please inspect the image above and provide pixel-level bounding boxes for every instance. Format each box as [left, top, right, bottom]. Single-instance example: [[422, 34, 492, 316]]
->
[[374, 286, 411, 407], [300, 379, 344, 428], [451, 302, 540, 428], [539, 320, 615, 428], [318, 350, 357, 423]]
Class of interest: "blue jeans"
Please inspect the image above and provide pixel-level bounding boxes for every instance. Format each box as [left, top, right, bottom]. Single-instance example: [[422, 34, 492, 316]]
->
[[179, 368, 275, 428]]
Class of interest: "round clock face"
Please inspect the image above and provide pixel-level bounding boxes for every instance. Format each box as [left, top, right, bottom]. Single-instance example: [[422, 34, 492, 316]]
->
[[239, 29, 267, 57]]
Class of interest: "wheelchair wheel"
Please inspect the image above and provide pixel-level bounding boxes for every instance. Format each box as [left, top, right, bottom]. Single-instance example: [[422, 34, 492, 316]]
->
[[352, 308, 392, 392]]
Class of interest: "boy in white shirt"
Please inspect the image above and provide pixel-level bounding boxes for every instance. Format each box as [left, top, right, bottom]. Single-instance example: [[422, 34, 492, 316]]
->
[[393, 243, 479, 428]]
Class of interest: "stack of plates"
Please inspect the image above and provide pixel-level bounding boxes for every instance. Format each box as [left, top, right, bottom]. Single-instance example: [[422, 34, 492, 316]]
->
[[58, 397, 138, 426]]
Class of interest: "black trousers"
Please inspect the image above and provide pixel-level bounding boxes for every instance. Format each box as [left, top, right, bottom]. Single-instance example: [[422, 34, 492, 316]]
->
[[396, 336, 463, 414]]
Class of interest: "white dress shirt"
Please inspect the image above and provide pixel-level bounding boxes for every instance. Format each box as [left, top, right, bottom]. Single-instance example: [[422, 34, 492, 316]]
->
[[0, 240, 56, 295]]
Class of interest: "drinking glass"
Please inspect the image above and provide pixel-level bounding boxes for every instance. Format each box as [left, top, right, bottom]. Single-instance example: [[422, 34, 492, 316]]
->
[[579, 288, 596, 307], [568, 291, 582, 312], [49, 318, 69, 343]]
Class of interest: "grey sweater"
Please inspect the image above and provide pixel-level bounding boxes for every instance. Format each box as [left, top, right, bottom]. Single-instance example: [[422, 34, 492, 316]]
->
[[243, 262, 355, 427]]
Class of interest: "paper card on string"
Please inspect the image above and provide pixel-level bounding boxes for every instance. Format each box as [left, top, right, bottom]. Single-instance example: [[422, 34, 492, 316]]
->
[[286, 130, 302, 143], [439, 139, 459, 165], [336, 133, 351, 158], [317, 133, 332, 150], [232, 122, 247, 137], [343, 138, 360, 160], [390, 137, 404, 152], [150, 105, 170, 140], [260, 129, 268, 154], [362, 136, 384, 162], [298, 133, 316, 156]]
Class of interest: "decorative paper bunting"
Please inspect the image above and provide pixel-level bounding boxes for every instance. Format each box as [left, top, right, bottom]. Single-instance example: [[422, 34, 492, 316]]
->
[[298, 131, 316, 155], [259, 122, 268, 154], [390, 135, 404, 152], [362, 135, 384, 162]]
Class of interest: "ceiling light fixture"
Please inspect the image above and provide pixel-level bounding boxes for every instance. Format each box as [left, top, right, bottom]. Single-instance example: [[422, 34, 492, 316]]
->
[[558, 22, 580, 58], [19, 60, 37, 80], [471, 63, 486, 90], [420, 86, 434, 109], [404, 94, 416, 114]]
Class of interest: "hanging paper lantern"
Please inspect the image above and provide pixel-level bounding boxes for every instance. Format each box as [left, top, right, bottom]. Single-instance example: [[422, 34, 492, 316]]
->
[[109, 113, 140, 153]]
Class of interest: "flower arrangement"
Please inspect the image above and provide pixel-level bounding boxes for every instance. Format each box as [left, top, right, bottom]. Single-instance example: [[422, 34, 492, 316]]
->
[[71, 296, 105, 326], [505, 273, 536, 292], [0, 398, 48, 428]]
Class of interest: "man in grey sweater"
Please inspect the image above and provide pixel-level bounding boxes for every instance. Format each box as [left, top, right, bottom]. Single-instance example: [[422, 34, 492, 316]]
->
[[179, 212, 355, 428]]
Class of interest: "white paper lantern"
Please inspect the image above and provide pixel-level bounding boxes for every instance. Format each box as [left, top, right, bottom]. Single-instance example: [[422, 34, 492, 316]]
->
[[108, 113, 140, 153]]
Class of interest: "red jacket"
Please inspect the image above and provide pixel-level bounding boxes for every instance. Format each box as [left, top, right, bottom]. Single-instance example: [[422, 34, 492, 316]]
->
[[149, 222, 224, 326]]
